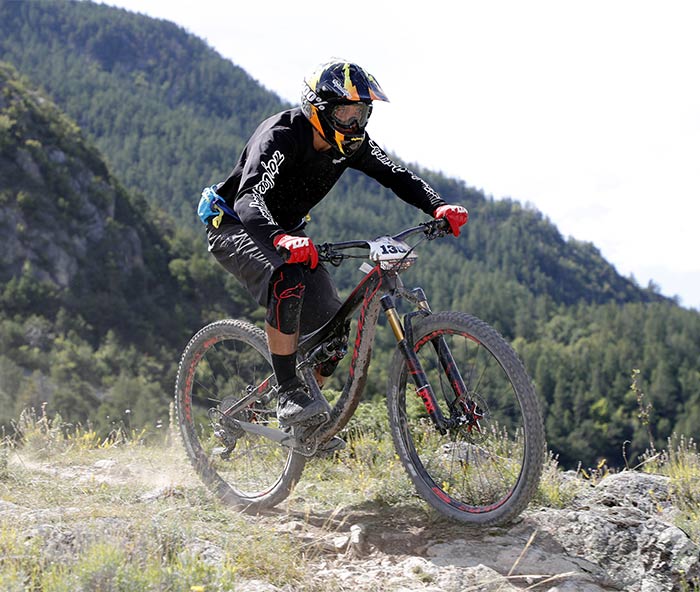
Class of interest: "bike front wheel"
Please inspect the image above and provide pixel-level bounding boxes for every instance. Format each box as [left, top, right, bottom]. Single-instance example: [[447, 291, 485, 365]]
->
[[174, 319, 305, 510], [387, 311, 544, 525]]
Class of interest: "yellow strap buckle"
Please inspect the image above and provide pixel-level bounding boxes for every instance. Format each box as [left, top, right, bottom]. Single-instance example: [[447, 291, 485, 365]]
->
[[212, 205, 224, 229]]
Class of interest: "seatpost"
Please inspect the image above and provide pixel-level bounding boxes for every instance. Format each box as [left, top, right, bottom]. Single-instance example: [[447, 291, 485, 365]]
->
[[380, 295, 449, 433]]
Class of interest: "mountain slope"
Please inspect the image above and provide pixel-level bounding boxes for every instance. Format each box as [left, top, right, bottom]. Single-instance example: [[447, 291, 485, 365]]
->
[[0, 0, 283, 222], [2, 1, 700, 469], [0, 62, 206, 427], [0, 0, 662, 310], [0, 62, 173, 341], [0, 60, 265, 430], [3, 426, 699, 591]]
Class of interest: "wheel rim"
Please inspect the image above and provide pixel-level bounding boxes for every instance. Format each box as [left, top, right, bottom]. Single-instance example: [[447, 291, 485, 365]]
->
[[182, 331, 295, 501], [400, 328, 528, 514]]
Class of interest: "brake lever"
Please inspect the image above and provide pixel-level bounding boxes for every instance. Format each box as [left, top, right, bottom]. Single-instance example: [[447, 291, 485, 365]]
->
[[317, 244, 344, 266]]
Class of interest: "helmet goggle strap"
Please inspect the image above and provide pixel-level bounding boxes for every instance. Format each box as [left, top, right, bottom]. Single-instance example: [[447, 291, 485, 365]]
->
[[329, 102, 371, 134]]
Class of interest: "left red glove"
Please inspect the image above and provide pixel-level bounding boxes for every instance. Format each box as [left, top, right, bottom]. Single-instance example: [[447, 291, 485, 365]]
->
[[433, 204, 469, 236], [273, 234, 319, 269]]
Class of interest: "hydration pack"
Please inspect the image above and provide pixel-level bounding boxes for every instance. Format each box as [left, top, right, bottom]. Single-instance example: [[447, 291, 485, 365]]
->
[[197, 185, 239, 228]]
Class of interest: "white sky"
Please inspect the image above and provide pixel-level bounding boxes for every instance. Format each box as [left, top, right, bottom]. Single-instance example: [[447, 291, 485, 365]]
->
[[102, 0, 700, 310]]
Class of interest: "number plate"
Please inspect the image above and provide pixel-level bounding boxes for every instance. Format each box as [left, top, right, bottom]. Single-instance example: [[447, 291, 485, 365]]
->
[[367, 236, 418, 270]]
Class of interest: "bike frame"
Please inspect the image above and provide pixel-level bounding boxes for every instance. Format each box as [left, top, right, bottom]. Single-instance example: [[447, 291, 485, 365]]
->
[[223, 220, 469, 449]]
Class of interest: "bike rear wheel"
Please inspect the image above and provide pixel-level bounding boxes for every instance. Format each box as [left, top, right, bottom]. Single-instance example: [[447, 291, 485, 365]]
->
[[175, 319, 305, 510], [387, 311, 544, 525]]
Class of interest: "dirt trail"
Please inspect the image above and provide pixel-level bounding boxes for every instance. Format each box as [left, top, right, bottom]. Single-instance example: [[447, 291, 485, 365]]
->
[[6, 448, 693, 591]]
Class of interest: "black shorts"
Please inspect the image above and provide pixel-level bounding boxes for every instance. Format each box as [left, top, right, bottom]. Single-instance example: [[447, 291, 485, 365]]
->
[[207, 222, 342, 334]]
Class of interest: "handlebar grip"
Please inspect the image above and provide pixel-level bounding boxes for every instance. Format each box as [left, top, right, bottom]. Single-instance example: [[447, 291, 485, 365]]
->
[[435, 217, 451, 232], [276, 245, 290, 261]]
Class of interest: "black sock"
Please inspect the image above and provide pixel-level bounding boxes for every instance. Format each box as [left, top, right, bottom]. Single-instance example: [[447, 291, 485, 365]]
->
[[271, 353, 300, 391]]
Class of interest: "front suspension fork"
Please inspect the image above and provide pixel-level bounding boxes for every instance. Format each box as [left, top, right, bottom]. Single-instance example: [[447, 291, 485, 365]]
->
[[381, 293, 467, 433]]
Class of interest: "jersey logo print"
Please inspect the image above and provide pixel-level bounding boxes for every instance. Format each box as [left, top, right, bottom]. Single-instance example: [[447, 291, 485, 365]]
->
[[249, 150, 285, 224], [369, 140, 441, 202], [368, 139, 406, 174], [410, 172, 441, 201]]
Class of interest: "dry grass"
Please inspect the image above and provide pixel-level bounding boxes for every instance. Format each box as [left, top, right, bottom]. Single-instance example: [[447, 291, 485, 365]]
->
[[0, 403, 429, 591], [3, 404, 700, 591], [639, 434, 700, 545], [1, 409, 309, 591]]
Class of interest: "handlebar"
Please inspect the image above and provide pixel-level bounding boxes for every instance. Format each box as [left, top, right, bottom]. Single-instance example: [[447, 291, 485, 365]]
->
[[316, 217, 451, 265], [395, 217, 451, 241]]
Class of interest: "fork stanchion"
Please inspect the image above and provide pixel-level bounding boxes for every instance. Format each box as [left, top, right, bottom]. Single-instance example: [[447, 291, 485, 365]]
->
[[380, 294, 450, 433]]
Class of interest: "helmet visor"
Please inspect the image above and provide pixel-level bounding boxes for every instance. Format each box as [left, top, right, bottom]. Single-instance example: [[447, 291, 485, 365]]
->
[[329, 102, 371, 134]]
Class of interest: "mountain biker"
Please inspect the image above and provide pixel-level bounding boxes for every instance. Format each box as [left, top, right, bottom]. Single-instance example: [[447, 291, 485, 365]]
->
[[199, 60, 468, 426]]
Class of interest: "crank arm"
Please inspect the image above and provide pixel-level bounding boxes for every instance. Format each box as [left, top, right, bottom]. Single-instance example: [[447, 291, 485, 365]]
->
[[234, 420, 299, 447]]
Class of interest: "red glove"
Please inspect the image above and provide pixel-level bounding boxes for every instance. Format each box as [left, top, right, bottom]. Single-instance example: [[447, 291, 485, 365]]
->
[[273, 234, 319, 269], [433, 204, 469, 237]]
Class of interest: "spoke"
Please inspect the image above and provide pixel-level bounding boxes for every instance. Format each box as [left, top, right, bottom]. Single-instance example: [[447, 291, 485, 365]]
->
[[193, 377, 222, 405], [471, 344, 489, 397], [212, 342, 239, 390]]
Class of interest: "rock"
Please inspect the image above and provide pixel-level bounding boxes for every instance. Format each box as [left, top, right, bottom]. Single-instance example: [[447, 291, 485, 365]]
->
[[433, 562, 522, 592], [544, 581, 612, 592], [138, 485, 185, 502], [531, 471, 700, 591], [582, 471, 673, 515], [325, 523, 371, 557], [275, 520, 306, 533], [348, 523, 370, 556], [186, 537, 226, 565], [93, 459, 117, 470], [332, 533, 350, 551], [426, 531, 611, 590], [410, 471, 700, 591], [0, 500, 21, 515]]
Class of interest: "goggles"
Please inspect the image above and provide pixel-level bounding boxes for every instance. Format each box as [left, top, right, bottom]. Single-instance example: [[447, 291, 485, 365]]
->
[[329, 102, 371, 134]]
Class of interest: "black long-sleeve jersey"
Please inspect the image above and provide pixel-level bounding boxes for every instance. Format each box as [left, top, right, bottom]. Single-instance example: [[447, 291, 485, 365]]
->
[[216, 107, 446, 248]]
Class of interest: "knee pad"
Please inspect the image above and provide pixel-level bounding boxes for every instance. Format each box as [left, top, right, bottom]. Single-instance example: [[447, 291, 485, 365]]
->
[[266, 265, 305, 335]]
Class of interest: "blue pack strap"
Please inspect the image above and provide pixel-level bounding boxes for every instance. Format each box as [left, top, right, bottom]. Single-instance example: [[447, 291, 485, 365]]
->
[[197, 185, 240, 228]]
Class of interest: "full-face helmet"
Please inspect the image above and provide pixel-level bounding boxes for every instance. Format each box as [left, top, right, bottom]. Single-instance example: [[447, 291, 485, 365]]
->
[[301, 60, 389, 156]]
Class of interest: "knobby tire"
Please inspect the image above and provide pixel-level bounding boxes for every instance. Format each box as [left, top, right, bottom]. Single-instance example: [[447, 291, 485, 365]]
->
[[387, 311, 544, 525], [174, 319, 305, 511]]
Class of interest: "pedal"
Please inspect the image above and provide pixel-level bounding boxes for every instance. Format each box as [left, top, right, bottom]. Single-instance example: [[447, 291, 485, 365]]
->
[[315, 435, 346, 458], [287, 413, 330, 442], [284, 413, 332, 457]]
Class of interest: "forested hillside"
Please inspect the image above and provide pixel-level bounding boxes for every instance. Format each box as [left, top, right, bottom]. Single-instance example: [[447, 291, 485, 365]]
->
[[1, 0, 699, 468], [0, 0, 281, 222], [0, 62, 256, 432]]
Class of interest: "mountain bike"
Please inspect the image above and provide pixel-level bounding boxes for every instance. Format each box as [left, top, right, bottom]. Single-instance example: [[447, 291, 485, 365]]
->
[[175, 218, 545, 525]]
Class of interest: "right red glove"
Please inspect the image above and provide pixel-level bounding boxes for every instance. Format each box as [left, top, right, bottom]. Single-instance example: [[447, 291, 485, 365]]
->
[[433, 204, 469, 237], [273, 234, 319, 269]]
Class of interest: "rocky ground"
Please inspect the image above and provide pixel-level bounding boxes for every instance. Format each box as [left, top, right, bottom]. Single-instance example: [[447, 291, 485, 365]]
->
[[262, 471, 699, 591], [3, 449, 699, 591]]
